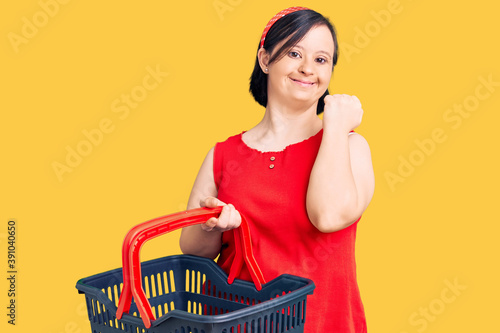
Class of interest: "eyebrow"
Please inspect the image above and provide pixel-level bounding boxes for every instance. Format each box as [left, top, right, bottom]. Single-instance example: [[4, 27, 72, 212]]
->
[[294, 45, 333, 59]]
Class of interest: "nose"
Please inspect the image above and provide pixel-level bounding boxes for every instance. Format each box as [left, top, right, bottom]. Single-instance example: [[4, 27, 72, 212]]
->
[[298, 58, 314, 76]]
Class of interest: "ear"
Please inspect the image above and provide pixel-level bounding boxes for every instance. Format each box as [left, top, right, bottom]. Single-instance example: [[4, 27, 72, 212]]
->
[[257, 48, 270, 73]]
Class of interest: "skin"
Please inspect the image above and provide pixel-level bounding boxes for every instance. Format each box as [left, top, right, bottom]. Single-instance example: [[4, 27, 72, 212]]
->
[[179, 25, 375, 258]]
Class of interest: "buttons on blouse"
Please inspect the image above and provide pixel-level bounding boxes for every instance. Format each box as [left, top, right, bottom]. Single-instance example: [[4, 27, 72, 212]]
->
[[269, 156, 275, 169]]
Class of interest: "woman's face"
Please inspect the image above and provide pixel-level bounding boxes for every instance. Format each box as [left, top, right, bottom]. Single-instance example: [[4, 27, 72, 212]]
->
[[265, 24, 335, 110]]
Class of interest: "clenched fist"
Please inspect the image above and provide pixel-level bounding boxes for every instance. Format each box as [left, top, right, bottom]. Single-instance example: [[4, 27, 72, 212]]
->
[[323, 94, 363, 134]]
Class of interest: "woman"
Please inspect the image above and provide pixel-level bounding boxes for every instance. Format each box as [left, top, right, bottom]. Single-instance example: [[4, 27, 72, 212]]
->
[[180, 7, 374, 332]]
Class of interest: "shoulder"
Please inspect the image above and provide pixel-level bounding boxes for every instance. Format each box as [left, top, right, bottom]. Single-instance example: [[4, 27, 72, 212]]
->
[[217, 131, 245, 145], [347, 132, 371, 153], [214, 131, 246, 156], [212, 131, 244, 163], [346, 133, 373, 175], [347, 133, 374, 186]]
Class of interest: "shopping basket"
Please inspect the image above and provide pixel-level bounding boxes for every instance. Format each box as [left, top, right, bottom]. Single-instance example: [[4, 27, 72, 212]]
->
[[76, 206, 315, 333]]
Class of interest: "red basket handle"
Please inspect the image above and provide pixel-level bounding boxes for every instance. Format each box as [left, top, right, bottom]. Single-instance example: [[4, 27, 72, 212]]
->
[[115, 206, 265, 329]]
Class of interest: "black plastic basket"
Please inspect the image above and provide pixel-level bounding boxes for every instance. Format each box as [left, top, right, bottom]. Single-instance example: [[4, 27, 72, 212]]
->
[[76, 255, 314, 333], [76, 207, 315, 333]]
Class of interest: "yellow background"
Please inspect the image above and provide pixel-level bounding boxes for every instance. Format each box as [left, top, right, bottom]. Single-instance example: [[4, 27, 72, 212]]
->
[[1, 0, 499, 332]]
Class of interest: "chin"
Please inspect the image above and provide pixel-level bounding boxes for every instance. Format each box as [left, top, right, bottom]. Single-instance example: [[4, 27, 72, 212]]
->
[[288, 92, 321, 104], [286, 97, 317, 110]]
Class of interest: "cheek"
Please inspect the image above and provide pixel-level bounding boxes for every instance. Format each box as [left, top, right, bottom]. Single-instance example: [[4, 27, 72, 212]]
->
[[319, 69, 333, 85]]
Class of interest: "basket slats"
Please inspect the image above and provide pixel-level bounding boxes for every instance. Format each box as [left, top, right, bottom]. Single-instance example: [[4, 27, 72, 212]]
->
[[77, 255, 314, 333]]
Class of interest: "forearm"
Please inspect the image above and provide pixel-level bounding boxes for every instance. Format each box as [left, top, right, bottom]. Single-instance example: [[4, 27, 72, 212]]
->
[[307, 128, 360, 232], [180, 224, 222, 260]]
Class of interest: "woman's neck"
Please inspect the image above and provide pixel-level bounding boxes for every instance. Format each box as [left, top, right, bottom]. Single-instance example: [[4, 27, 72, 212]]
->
[[243, 102, 323, 152]]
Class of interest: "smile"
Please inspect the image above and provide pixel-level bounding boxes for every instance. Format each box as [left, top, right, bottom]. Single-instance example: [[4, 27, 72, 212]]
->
[[290, 77, 316, 87]]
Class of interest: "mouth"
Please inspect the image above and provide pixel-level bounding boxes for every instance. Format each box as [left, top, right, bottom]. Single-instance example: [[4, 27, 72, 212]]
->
[[290, 77, 316, 87]]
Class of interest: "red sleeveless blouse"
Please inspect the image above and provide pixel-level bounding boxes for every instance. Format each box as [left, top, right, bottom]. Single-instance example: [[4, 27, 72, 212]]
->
[[213, 129, 367, 332]]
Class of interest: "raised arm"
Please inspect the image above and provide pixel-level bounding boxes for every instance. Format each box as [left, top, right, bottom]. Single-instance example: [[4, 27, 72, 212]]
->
[[306, 94, 375, 233], [179, 147, 241, 259]]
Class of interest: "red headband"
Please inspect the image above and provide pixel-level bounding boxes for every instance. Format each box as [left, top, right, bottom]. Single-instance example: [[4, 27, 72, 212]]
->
[[259, 6, 309, 48]]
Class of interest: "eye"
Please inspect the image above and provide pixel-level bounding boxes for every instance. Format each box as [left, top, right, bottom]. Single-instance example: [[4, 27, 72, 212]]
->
[[316, 57, 327, 64], [289, 51, 301, 58]]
